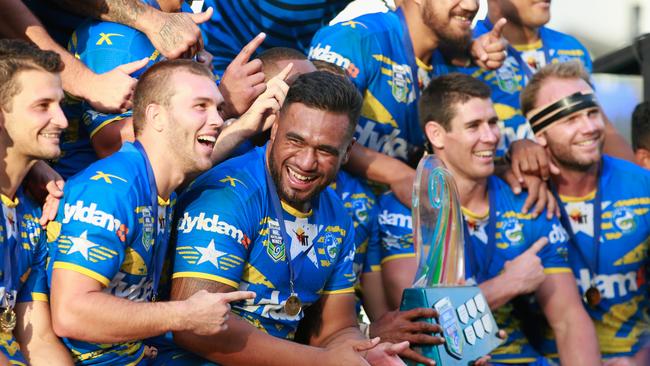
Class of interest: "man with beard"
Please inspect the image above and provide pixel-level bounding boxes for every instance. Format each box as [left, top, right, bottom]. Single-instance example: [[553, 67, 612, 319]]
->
[[47, 60, 256, 365], [379, 72, 601, 366], [169, 71, 411, 365], [309, 0, 507, 165], [521, 61, 650, 365]]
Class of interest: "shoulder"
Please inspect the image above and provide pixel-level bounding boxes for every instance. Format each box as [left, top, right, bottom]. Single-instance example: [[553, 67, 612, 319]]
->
[[179, 148, 266, 213], [64, 143, 144, 203], [602, 155, 650, 186], [541, 27, 588, 50]]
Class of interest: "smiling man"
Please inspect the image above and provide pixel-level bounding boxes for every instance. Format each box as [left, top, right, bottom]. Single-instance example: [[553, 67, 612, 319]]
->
[[379, 73, 600, 366], [169, 71, 408, 365], [522, 61, 650, 365], [0, 39, 72, 365], [47, 59, 255, 365]]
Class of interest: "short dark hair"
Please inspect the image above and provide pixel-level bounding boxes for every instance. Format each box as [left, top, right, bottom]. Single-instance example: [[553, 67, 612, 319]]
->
[[259, 47, 307, 81], [281, 71, 362, 139], [312, 60, 346, 77], [132, 59, 214, 136], [0, 39, 63, 111], [632, 101, 650, 151], [419, 73, 492, 132]]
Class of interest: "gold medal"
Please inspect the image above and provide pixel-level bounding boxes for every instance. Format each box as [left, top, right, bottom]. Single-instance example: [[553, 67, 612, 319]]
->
[[585, 286, 601, 307], [284, 294, 302, 316], [0, 307, 16, 333]]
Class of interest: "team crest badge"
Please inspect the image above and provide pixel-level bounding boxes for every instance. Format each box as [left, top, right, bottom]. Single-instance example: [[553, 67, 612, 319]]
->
[[504, 218, 524, 245], [613, 207, 636, 234], [267, 219, 285, 262], [391, 64, 410, 103], [324, 232, 339, 260], [496, 66, 517, 94]]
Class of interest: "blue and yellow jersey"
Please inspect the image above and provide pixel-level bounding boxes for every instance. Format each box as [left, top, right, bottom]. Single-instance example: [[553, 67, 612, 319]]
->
[[48, 142, 175, 365], [172, 146, 357, 340], [201, 0, 348, 78], [331, 170, 381, 278], [379, 176, 571, 364], [451, 20, 592, 156], [541, 156, 650, 358], [0, 189, 49, 364], [53, 18, 163, 179], [309, 10, 441, 163]]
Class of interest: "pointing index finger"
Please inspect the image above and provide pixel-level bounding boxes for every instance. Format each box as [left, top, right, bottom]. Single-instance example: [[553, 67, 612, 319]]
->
[[527, 237, 549, 255], [234, 33, 266, 65], [220, 290, 256, 303], [491, 18, 507, 38], [275, 62, 293, 82]]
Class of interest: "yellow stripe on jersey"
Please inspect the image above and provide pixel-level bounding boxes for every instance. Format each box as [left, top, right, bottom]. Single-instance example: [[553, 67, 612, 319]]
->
[[172, 271, 240, 289], [53, 262, 111, 286]]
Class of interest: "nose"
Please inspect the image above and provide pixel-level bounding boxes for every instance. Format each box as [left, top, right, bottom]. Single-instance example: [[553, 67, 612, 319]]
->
[[578, 110, 603, 135], [479, 122, 499, 144], [460, 0, 479, 13], [210, 106, 224, 129], [294, 147, 317, 172], [51, 103, 68, 129]]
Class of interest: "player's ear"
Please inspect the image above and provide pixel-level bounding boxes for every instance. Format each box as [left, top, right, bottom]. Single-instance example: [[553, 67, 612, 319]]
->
[[424, 121, 446, 150], [635, 148, 650, 170], [342, 138, 355, 165], [146, 103, 165, 132]]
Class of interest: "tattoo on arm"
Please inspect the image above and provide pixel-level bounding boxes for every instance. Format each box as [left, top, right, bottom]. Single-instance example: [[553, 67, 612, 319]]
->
[[50, 0, 148, 27], [170, 277, 235, 301]]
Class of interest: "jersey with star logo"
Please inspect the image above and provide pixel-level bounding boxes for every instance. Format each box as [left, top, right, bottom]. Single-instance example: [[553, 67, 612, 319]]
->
[[540, 156, 650, 358], [47, 142, 175, 365], [378, 176, 571, 363], [52, 13, 165, 179], [0, 189, 49, 363], [172, 145, 356, 340], [309, 9, 445, 163], [448, 21, 591, 157]]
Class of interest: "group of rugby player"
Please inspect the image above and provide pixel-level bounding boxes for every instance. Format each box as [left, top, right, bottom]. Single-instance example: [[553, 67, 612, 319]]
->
[[1, 0, 649, 365]]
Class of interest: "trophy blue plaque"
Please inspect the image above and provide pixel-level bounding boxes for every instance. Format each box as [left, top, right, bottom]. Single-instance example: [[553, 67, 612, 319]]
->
[[400, 155, 502, 365]]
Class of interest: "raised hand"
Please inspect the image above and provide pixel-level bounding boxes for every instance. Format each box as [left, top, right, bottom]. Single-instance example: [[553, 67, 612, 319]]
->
[[503, 237, 548, 295], [220, 33, 268, 119], [144, 8, 213, 60], [85, 57, 149, 113], [471, 18, 508, 70]]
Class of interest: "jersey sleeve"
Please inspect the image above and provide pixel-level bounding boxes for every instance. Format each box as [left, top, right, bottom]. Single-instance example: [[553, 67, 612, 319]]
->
[[17, 217, 49, 303], [309, 21, 379, 90], [533, 215, 572, 274], [321, 217, 357, 294], [172, 186, 253, 289], [363, 204, 381, 273], [379, 194, 415, 264], [51, 179, 133, 287]]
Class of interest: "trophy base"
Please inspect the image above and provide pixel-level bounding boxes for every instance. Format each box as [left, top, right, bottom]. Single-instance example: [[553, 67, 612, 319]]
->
[[400, 286, 502, 366]]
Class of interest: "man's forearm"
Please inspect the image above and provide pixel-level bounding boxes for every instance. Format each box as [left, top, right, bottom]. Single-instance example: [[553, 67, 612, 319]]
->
[[478, 273, 521, 310], [50, 0, 153, 30], [345, 144, 413, 185], [174, 314, 324, 365], [53, 291, 186, 343], [553, 305, 601, 365]]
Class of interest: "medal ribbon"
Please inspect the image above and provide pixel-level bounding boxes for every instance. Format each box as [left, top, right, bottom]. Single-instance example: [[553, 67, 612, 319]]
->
[[483, 18, 551, 80], [0, 195, 22, 309], [396, 7, 420, 95], [133, 141, 167, 301], [551, 177, 602, 292], [463, 178, 497, 284], [263, 154, 317, 295]]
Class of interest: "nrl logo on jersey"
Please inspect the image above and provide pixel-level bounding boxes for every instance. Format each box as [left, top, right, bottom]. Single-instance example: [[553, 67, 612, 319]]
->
[[612, 207, 636, 234], [495, 63, 518, 94], [391, 64, 412, 103], [136, 206, 155, 252], [266, 219, 285, 262]]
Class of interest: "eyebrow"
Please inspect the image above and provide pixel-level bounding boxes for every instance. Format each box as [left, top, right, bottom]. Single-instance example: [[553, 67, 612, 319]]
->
[[285, 132, 340, 156]]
